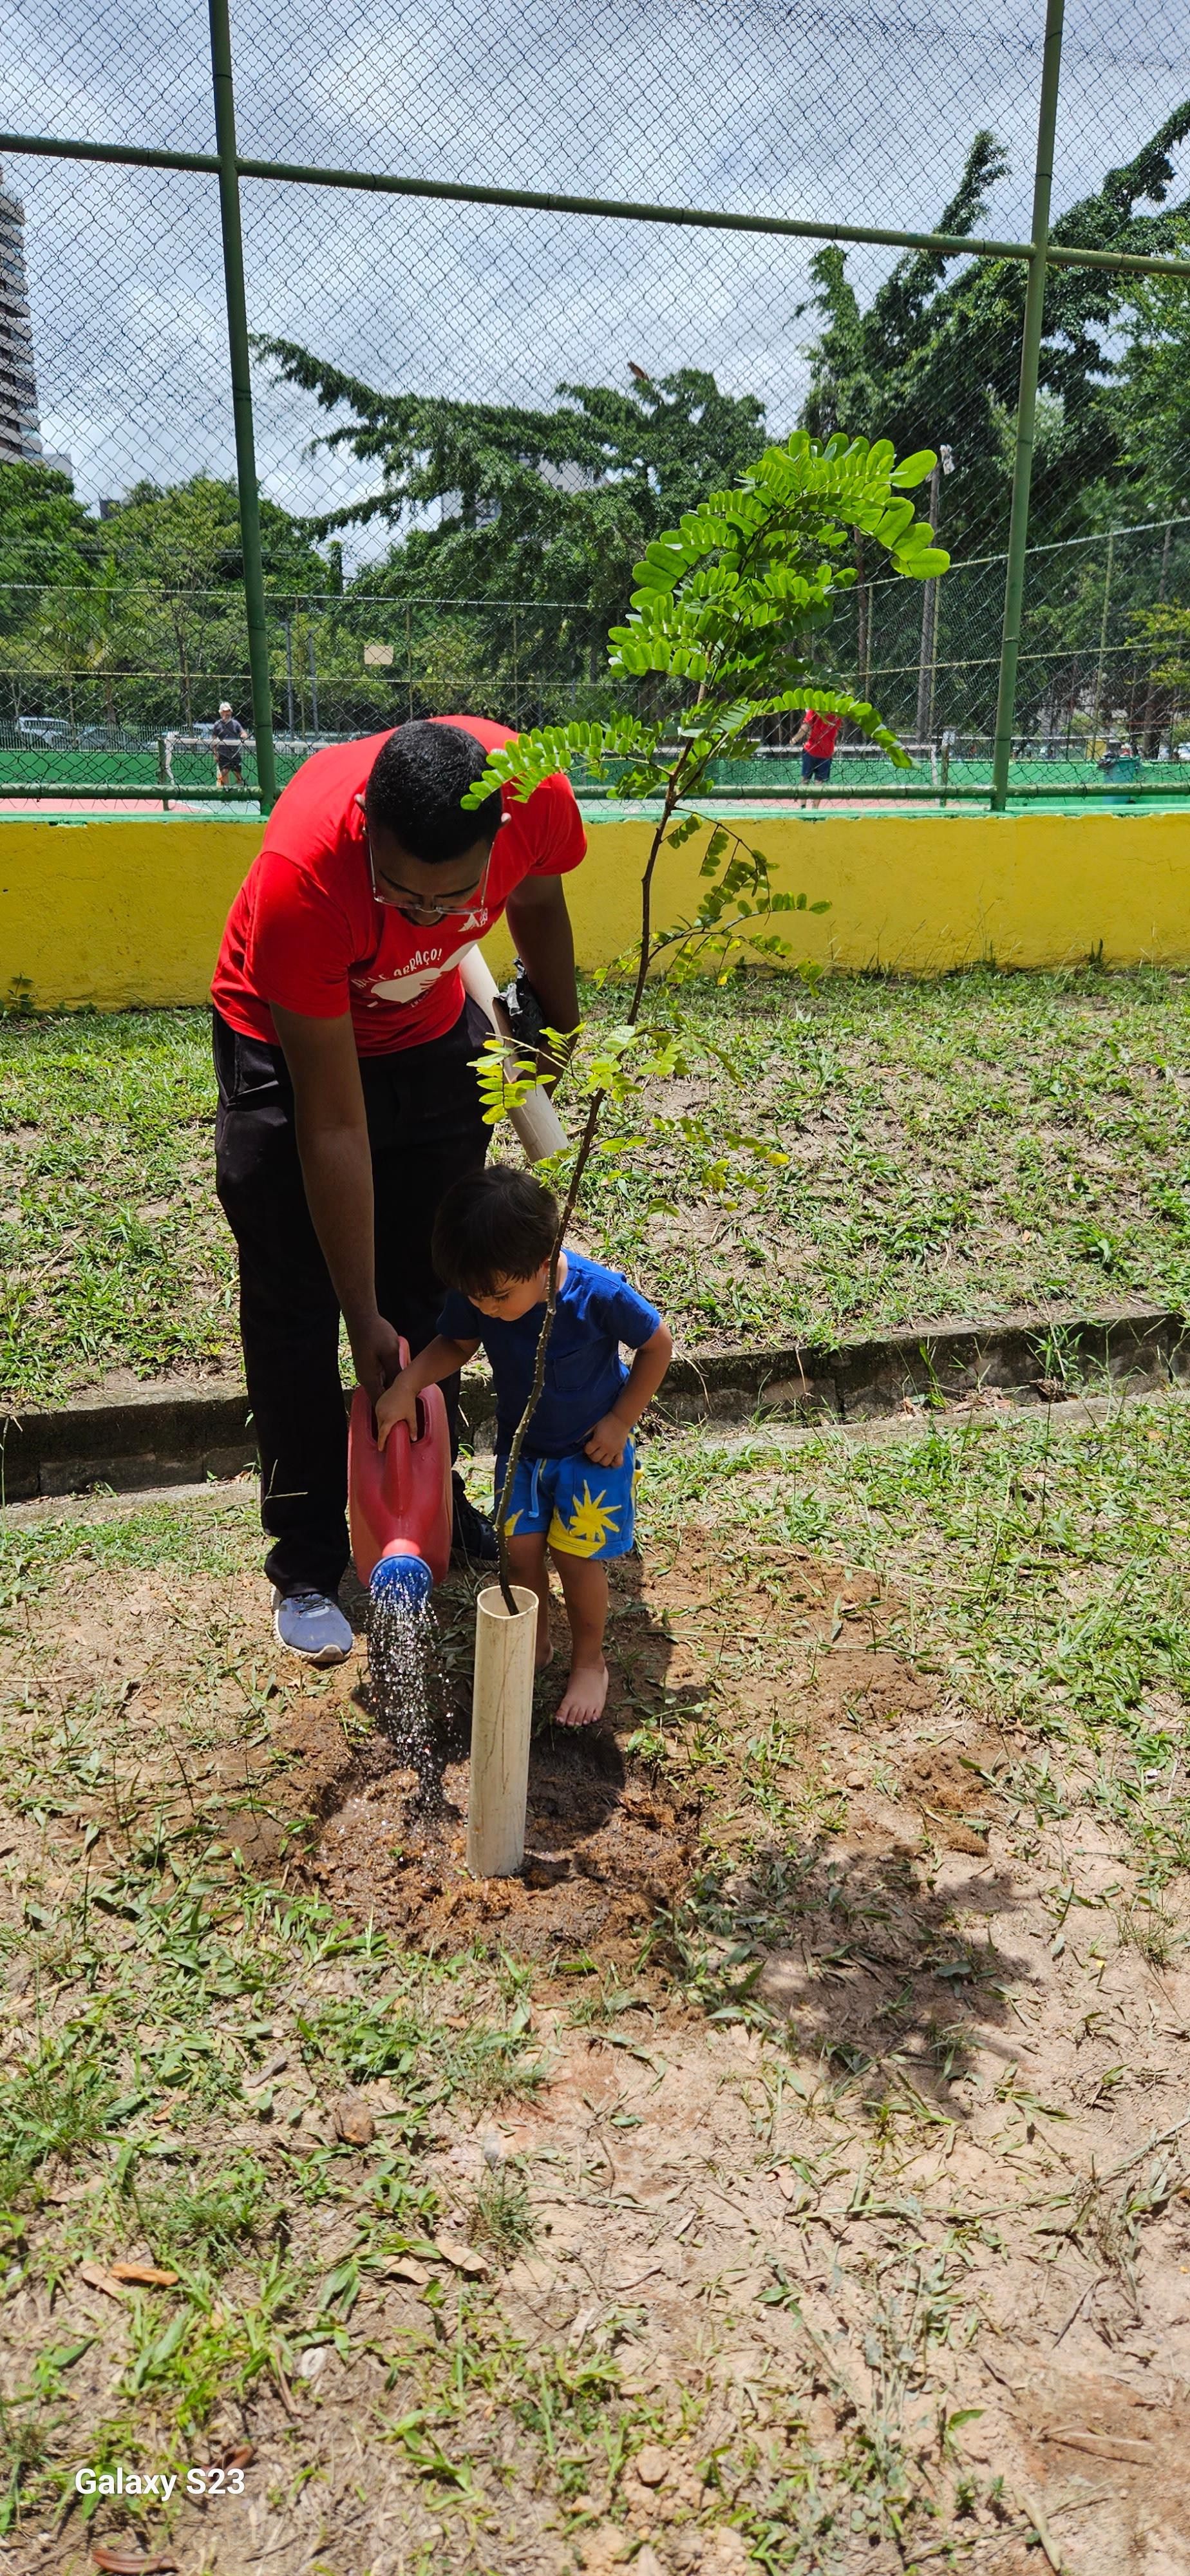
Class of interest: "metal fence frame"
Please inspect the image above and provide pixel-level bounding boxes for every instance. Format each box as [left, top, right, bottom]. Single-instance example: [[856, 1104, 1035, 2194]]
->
[[5, 0, 1190, 817]]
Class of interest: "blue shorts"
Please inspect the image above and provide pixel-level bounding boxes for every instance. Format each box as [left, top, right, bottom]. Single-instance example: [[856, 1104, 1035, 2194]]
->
[[495, 1443, 637, 1559], [802, 752, 833, 782]]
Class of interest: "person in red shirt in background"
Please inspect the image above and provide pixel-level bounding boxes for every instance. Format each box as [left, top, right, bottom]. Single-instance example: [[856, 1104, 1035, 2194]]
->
[[791, 707, 841, 806], [211, 716, 583, 1664]]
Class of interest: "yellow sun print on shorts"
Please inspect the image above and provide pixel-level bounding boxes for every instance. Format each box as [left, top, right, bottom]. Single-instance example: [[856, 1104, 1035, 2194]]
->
[[549, 1482, 621, 1559]]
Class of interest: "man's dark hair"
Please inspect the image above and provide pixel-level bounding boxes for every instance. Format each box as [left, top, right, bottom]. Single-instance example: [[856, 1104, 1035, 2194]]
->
[[432, 1167, 559, 1298], [365, 721, 502, 863]]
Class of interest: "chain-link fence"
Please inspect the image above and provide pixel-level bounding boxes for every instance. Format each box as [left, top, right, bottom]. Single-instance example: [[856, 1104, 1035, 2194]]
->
[[1, 0, 1189, 812]]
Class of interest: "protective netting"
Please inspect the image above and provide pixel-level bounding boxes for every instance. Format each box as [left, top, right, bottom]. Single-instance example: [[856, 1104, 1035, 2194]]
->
[[1, 0, 1189, 802]]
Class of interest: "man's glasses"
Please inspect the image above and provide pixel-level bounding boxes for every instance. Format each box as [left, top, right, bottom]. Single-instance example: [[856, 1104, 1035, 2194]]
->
[[365, 830, 495, 922]]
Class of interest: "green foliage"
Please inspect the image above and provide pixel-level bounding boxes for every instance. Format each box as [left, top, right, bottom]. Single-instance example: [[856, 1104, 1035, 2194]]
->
[[131, 2158, 280, 2278], [0, 473, 332, 730], [1111, 252, 1190, 515], [467, 429, 947, 1227], [0, 2031, 118, 2204], [1132, 600, 1190, 692], [802, 108, 1190, 558], [253, 343, 766, 616], [462, 428, 943, 835], [0, 462, 96, 632], [468, 427, 948, 1584]]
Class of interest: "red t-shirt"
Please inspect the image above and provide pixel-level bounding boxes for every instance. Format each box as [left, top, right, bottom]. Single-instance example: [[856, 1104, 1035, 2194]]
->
[[211, 716, 585, 1056], [804, 712, 841, 759]]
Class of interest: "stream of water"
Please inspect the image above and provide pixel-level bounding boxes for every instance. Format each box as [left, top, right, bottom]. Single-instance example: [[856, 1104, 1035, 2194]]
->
[[366, 1584, 440, 1801]]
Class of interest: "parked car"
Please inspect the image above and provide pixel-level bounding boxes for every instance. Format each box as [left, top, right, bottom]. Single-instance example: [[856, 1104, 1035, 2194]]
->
[[15, 715, 71, 745]]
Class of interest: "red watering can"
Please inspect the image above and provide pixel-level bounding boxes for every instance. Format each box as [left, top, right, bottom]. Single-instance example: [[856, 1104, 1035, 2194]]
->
[[348, 1340, 452, 1611]]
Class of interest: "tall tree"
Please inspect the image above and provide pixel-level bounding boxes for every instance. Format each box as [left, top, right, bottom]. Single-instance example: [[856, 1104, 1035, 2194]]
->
[[801, 106, 1190, 561], [252, 346, 766, 631], [90, 476, 330, 728], [0, 460, 95, 599], [1110, 253, 1190, 516]]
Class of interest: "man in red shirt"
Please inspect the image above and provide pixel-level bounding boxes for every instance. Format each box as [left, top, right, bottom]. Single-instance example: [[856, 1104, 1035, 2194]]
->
[[791, 708, 841, 806], [212, 716, 583, 1663]]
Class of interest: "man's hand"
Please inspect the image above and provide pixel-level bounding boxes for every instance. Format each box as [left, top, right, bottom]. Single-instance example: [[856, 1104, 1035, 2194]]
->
[[348, 1311, 404, 1405], [505, 875, 579, 1074], [375, 1361, 420, 1451], [585, 1412, 629, 1468]]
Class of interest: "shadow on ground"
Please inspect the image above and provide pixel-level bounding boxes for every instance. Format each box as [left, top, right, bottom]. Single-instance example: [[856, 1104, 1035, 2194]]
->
[[303, 1530, 1029, 2099]]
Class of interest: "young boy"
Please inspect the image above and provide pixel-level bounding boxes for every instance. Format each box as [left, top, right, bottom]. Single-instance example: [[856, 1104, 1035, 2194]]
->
[[376, 1168, 672, 1727]]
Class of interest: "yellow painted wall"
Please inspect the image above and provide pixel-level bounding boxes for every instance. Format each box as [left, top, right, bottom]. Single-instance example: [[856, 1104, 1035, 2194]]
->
[[3, 808, 1190, 1012]]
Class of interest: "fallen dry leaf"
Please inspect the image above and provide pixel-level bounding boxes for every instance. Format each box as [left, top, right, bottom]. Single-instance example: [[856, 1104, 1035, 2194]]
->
[[91, 2548, 178, 2574], [109, 2261, 179, 2287], [78, 2260, 127, 2304], [1042, 2427, 1153, 2464], [430, 2237, 489, 2277], [330, 2092, 376, 2148], [384, 2256, 431, 2288]]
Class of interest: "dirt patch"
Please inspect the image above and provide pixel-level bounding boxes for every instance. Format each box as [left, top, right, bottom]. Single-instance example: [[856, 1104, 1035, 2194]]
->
[[0, 1517, 997, 1976], [6, 1480, 1190, 2573], [310, 1734, 699, 1961], [300, 1535, 1002, 1980]]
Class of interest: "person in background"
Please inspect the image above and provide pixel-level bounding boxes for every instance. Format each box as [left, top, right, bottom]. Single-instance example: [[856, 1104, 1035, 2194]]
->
[[212, 701, 247, 790], [791, 707, 841, 806]]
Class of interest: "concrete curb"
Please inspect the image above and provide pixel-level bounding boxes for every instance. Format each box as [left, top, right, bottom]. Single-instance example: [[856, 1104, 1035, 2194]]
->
[[657, 1302, 1190, 1426], [3, 1301, 1186, 1505], [0, 1378, 257, 1504]]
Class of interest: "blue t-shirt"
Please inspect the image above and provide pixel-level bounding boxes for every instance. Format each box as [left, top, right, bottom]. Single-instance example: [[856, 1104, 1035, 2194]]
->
[[438, 1249, 661, 1460]]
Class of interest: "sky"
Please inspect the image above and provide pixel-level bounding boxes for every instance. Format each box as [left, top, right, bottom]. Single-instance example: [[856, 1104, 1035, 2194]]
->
[[2, 0, 1187, 558]]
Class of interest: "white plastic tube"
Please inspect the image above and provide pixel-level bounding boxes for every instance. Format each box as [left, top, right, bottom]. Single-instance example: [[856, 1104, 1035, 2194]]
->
[[466, 1582, 538, 1877], [459, 946, 568, 1163]]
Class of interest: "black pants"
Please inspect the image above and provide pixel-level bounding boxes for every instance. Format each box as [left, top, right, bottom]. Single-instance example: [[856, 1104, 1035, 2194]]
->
[[213, 1003, 488, 1596]]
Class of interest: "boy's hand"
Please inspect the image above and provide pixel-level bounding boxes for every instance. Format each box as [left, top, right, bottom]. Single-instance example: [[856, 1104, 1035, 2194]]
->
[[375, 1369, 420, 1452], [585, 1413, 629, 1468]]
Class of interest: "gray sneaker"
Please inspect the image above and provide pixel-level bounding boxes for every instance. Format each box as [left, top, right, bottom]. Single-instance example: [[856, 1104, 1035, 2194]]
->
[[271, 1585, 353, 1665]]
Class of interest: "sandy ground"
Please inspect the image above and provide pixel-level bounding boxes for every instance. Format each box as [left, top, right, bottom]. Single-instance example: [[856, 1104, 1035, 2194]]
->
[[1, 1470, 1188, 2572]]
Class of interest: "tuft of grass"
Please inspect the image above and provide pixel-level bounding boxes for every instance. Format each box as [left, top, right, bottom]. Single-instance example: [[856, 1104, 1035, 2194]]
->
[[131, 2157, 281, 2277], [0, 2035, 118, 2203], [295, 1992, 542, 2121], [468, 2164, 535, 2266]]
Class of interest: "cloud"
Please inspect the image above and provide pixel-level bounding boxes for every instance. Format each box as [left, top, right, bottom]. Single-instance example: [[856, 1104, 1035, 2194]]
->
[[3, 0, 1185, 548]]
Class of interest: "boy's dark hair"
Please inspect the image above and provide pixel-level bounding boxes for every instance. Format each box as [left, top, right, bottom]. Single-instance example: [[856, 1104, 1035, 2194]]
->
[[365, 721, 502, 863], [433, 1167, 558, 1298]]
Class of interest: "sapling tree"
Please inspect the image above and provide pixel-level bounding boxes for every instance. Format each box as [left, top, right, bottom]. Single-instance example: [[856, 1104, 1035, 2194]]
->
[[460, 429, 949, 1611]]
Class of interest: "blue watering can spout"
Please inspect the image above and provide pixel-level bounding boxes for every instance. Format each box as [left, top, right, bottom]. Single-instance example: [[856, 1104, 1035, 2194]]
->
[[369, 1549, 433, 1613]]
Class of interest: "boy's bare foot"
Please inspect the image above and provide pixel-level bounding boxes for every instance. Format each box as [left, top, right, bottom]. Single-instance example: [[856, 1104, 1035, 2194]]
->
[[554, 1656, 609, 1728]]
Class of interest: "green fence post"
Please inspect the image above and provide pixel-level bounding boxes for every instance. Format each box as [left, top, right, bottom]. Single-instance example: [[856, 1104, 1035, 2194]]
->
[[207, 0, 278, 813], [990, 0, 1064, 813]]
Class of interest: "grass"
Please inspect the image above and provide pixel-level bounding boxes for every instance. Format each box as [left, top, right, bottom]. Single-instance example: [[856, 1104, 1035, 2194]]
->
[[640, 1395, 1190, 1893], [7, 963, 1190, 1403]]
